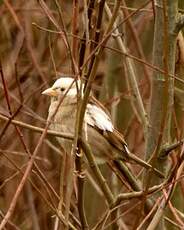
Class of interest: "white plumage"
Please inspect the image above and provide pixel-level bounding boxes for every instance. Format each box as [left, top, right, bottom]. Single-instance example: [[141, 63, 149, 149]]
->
[[42, 77, 114, 133], [42, 77, 123, 162], [85, 104, 114, 132], [42, 77, 164, 177]]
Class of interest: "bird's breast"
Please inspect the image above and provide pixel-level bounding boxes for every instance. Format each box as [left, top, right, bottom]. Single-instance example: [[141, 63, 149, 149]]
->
[[48, 100, 77, 133]]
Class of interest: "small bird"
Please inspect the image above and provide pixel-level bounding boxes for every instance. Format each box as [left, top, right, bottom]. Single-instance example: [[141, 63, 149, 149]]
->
[[42, 77, 164, 179]]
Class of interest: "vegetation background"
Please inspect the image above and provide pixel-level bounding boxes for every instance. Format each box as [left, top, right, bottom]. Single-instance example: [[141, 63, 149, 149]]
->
[[0, 0, 184, 229]]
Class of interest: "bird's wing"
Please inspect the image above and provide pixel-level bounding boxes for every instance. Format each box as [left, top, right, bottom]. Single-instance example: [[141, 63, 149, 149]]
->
[[85, 103, 114, 132], [85, 98, 164, 177], [104, 129, 129, 155], [85, 98, 129, 155]]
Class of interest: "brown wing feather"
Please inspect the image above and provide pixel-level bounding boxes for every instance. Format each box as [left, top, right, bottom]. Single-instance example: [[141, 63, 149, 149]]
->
[[104, 130, 129, 156], [89, 95, 129, 156]]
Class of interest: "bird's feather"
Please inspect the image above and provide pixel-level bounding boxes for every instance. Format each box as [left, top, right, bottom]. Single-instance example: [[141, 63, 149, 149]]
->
[[43, 77, 164, 178], [85, 103, 114, 132]]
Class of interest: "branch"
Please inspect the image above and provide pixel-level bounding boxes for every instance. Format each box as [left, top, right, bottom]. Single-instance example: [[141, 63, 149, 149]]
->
[[0, 113, 73, 140], [105, 2, 149, 136], [159, 141, 184, 158], [113, 183, 164, 208], [80, 138, 114, 205]]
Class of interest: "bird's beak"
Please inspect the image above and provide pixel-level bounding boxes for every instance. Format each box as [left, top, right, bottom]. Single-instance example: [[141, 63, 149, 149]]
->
[[42, 88, 58, 97]]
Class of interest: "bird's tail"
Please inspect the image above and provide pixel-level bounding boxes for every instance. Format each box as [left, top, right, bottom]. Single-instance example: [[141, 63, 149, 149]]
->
[[125, 152, 165, 179]]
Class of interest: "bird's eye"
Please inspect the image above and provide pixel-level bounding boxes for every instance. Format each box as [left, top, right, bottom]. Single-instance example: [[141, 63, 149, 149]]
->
[[60, 87, 65, 92]]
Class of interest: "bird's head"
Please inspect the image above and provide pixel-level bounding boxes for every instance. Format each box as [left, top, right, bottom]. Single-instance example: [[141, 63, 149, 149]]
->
[[42, 77, 81, 97]]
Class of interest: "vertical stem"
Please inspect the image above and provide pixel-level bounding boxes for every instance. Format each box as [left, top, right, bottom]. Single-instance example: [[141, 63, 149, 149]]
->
[[145, 0, 178, 228], [145, 0, 177, 169]]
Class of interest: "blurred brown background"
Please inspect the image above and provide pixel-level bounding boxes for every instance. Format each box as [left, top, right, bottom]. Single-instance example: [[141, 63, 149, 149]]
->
[[0, 1, 184, 230]]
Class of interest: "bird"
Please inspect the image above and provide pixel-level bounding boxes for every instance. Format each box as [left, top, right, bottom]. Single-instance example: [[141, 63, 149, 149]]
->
[[42, 76, 164, 181]]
